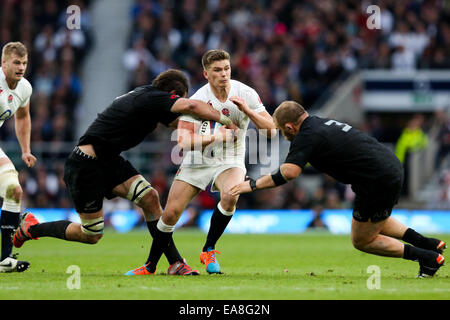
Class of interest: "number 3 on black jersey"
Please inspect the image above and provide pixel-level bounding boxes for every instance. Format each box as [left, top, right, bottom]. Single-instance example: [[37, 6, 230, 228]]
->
[[324, 119, 352, 132]]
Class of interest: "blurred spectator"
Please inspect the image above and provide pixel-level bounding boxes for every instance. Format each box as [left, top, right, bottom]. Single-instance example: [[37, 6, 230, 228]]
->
[[307, 205, 328, 230], [429, 106, 450, 169], [427, 170, 450, 209], [395, 114, 429, 164], [395, 114, 429, 195]]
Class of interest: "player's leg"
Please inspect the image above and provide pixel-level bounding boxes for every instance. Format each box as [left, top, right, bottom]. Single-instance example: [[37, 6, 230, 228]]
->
[[125, 179, 201, 275], [153, 179, 200, 274], [0, 155, 30, 272], [200, 167, 246, 274], [14, 147, 106, 246], [112, 174, 185, 272], [380, 216, 446, 253], [351, 218, 405, 257], [15, 209, 104, 245], [351, 216, 444, 277]]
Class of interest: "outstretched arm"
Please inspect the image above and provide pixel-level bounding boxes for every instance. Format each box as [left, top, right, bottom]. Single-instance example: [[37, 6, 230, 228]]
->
[[171, 98, 237, 129], [229, 163, 302, 195], [229, 96, 277, 138]]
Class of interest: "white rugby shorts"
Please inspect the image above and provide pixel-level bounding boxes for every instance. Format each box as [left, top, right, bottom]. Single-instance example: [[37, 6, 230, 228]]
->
[[175, 164, 246, 192]]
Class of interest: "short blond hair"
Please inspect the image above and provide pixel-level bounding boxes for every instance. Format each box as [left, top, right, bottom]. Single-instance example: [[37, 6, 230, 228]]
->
[[201, 49, 230, 70], [2, 42, 28, 62], [273, 101, 307, 128]]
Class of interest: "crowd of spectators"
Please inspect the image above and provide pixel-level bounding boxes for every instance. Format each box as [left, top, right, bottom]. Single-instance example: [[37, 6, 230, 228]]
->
[[0, 0, 93, 209], [0, 0, 449, 217], [125, 0, 450, 111], [124, 0, 450, 220]]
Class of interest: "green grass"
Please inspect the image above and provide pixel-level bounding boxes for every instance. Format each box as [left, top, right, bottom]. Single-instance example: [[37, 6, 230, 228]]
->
[[1, 228, 449, 300]]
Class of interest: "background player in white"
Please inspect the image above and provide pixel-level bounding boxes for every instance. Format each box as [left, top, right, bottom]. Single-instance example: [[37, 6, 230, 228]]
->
[[135, 49, 276, 275], [0, 42, 36, 273]]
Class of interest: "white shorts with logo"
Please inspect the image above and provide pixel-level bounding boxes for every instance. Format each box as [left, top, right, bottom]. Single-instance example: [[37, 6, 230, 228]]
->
[[175, 164, 246, 192]]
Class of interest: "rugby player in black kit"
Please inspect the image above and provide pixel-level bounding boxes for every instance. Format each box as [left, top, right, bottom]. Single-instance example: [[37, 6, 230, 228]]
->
[[230, 100, 446, 278], [13, 69, 237, 275]]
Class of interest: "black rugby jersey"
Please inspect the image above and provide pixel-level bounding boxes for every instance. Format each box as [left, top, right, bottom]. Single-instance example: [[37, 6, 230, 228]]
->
[[284, 116, 403, 189], [78, 85, 180, 158]]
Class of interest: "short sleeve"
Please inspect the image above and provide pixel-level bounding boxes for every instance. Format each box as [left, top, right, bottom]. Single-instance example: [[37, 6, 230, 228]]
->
[[137, 90, 180, 126], [284, 132, 320, 168], [243, 88, 265, 113], [20, 81, 32, 108]]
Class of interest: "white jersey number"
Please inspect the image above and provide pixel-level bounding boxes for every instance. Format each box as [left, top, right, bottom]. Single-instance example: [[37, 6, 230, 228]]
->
[[324, 120, 352, 132]]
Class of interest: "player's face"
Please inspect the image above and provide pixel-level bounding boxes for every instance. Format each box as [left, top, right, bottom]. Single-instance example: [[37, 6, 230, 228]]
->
[[2, 54, 28, 83], [204, 60, 231, 89]]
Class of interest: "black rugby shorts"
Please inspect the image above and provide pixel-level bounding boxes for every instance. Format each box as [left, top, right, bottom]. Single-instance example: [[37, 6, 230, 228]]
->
[[63, 147, 139, 213]]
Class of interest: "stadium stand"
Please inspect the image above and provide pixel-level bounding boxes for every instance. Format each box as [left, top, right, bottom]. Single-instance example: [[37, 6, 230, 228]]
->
[[124, 0, 450, 217], [0, 0, 93, 209], [1, 0, 449, 222]]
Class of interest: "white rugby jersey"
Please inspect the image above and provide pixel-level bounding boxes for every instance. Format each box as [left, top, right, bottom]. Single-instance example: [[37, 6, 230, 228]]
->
[[180, 79, 265, 167], [0, 69, 32, 128]]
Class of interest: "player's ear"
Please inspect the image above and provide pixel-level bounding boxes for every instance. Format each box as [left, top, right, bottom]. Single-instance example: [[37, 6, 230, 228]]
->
[[203, 69, 208, 80], [285, 123, 294, 132]]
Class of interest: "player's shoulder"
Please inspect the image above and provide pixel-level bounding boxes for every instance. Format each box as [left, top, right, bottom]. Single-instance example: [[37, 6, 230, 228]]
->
[[296, 116, 326, 140], [230, 79, 255, 93], [18, 77, 32, 95], [191, 82, 210, 96]]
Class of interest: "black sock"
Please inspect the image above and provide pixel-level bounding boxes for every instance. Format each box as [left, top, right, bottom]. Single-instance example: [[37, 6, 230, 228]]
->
[[146, 228, 173, 273], [202, 205, 233, 252], [0, 210, 20, 260], [28, 220, 71, 240], [403, 244, 437, 263], [146, 220, 182, 265], [402, 228, 440, 251]]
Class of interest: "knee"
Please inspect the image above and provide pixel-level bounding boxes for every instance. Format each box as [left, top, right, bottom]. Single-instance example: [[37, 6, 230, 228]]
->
[[5, 184, 22, 202], [220, 192, 238, 211], [141, 188, 161, 208], [139, 188, 162, 216], [2, 183, 22, 212], [163, 206, 183, 226], [351, 234, 370, 252]]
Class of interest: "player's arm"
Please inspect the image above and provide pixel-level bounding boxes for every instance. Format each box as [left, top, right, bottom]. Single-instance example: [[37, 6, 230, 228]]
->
[[14, 103, 36, 168], [229, 163, 301, 196], [176, 120, 235, 150], [229, 96, 277, 138], [171, 98, 237, 129]]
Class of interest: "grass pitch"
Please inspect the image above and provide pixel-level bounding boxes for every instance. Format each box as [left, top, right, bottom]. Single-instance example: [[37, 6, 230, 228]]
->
[[1, 228, 449, 300]]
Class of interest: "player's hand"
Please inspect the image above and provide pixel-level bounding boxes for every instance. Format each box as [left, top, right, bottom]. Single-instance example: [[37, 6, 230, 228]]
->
[[215, 126, 238, 143], [226, 122, 239, 131], [229, 180, 252, 196], [230, 96, 250, 114], [22, 152, 36, 168]]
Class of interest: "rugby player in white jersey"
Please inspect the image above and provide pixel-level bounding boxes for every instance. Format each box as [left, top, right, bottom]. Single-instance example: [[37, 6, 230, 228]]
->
[[131, 49, 276, 275], [0, 42, 36, 273]]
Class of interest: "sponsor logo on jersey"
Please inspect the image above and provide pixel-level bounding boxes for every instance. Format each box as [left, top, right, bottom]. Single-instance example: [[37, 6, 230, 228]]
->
[[170, 94, 179, 99], [8, 94, 13, 103], [221, 108, 230, 117], [0, 110, 12, 121]]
